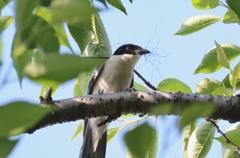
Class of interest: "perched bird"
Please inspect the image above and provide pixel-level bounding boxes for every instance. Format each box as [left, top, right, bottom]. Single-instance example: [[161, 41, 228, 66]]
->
[[79, 44, 150, 158]]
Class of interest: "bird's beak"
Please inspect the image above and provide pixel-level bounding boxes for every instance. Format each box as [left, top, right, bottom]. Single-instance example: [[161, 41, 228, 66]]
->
[[136, 49, 150, 55]]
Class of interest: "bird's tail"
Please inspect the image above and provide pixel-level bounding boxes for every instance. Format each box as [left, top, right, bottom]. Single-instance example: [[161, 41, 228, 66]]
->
[[79, 119, 107, 158]]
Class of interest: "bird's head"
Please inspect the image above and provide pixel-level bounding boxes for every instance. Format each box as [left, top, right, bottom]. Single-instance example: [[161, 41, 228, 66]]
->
[[111, 44, 150, 64]]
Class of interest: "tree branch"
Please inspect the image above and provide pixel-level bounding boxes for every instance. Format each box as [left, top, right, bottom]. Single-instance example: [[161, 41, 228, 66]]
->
[[27, 90, 240, 133]]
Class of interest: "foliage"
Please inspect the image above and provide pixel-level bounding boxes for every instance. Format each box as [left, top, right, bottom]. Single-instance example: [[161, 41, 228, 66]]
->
[[0, 0, 240, 157]]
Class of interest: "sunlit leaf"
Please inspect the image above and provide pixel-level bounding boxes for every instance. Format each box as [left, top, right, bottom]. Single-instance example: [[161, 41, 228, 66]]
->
[[0, 102, 50, 137], [212, 82, 228, 96], [0, 16, 13, 34], [215, 123, 240, 151], [223, 8, 240, 24], [0, 138, 18, 158], [196, 78, 221, 94], [24, 54, 106, 84], [182, 121, 198, 158], [107, 128, 120, 143], [134, 82, 148, 90], [120, 114, 136, 118], [214, 40, 231, 70], [124, 123, 158, 158], [193, 44, 240, 74], [191, 0, 219, 10], [187, 121, 216, 158], [71, 121, 82, 141], [157, 78, 192, 93], [227, 0, 240, 19], [85, 14, 112, 57], [174, 15, 221, 36], [222, 73, 240, 91], [106, 0, 127, 15]]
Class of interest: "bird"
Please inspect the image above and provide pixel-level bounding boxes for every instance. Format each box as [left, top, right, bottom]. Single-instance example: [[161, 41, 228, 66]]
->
[[79, 44, 150, 158]]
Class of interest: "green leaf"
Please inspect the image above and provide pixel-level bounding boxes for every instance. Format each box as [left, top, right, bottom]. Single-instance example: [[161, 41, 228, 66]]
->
[[85, 14, 112, 57], [196, 78, 221, 94], [215, 123, 240, 151], [212, 82, 229, 96], [222, 146, 240, 158], [124, 123, 158, 158], [134, 82, 148, 90], [193, 44, 240, 74], [187, 121, 216, 158], [0, 102, 50, 137], [120, 114, 136, 118], [67, 23, 91, 54], [96, 0, 108, 8], [47, 0, 98, 24], [223, 8, 240, 24], [182, 121, 198, 158], [107, 128, 120, 143], [157, 78, 192, 93], [0, 138, 18, 158], [0, 0, 10, 10], [15, 0, 39, 33], [0, 16, 13, 34], [180, 103, 215, 129], [214, 40, 231, 70], [24, 54, 107, 84], [71, 121, 82, 141], [222, 73, 240, 91], [229, 62, 240, 89], [191, 0, 219, 10], [35, 6, 73, 52], [106, 0, 127, 15], [11, 34, 33, 83], [18, 15, 60, 53], [74, 71, 92, 96], [174, 15, 221, 36], [227, 0, 240, 19]]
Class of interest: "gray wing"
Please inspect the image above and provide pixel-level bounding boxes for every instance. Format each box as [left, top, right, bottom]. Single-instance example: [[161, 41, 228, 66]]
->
[[87, 64, 104, 95]]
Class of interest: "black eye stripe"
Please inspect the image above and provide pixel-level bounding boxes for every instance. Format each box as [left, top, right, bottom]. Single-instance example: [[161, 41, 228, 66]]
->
[[113, 44, 144, 55]]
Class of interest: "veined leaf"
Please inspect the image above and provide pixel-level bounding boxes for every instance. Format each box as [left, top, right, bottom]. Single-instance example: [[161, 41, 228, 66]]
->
[[191, 0, 219, 10], [0, 138, 18, 158], [187, 121, 216, 158], [227, 0, 240, 19], [124, 123, 158, 158], [222, 73, 240, 91], [215, 123, 240, 151], [223, 8, 240, 24], [85, 14, 112, 57], [193, 44, 240, 74], [71, 121, 82, 141], [24, 54, 106, 84], [157, 78, 192, 93], [0, 16, 14, 34], [174, 15, 221, 36], [106, 0, 127, 15], [214, 40, 231, 70], [182, 121, 198, 158], [230, 62, 240, 90], [222, 146, 240, 158], [0, 102, 50, 137]]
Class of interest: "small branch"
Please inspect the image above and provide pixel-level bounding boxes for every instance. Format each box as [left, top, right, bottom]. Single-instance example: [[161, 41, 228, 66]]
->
[[206, 119, 240, 153], [134, 69, 157, 90], [218, 0, 228, 8]]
